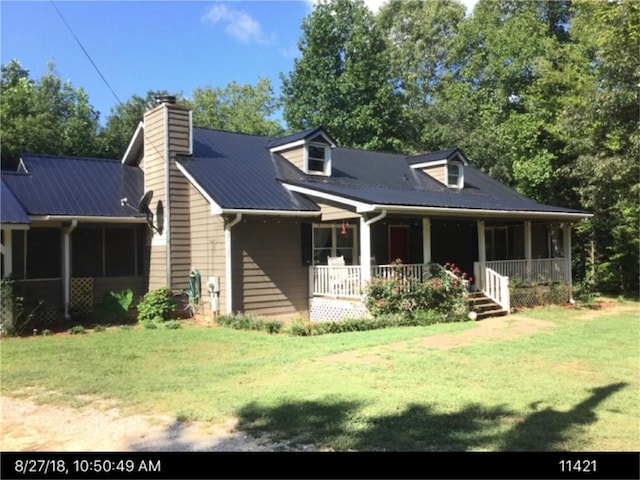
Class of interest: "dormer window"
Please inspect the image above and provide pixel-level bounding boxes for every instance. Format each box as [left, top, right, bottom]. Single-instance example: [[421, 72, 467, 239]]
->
[[306, 142, 331, 175], [447, 162, 463, 189], [409, 148, 468, 189]]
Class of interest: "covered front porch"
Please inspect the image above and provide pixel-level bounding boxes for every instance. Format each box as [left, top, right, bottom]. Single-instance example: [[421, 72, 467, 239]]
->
[[308, 215, 575, 320]]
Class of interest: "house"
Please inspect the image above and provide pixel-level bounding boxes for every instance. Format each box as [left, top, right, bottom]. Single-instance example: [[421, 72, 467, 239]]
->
[[1, 96, 591, 323]]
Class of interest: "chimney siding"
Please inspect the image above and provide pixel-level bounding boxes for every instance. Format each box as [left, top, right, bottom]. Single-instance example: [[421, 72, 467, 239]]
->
[[143, 103, 192, 292]]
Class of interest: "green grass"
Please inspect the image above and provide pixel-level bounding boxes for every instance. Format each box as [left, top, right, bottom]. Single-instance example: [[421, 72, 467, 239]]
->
[[1, 301, 638, 451]]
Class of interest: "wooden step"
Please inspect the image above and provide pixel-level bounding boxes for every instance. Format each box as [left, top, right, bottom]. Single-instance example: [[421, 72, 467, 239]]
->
[[468, 292, 507, 320]]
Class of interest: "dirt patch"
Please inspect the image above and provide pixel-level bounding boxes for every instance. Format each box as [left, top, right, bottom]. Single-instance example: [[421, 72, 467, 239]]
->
[[0, 395, 300, 452]]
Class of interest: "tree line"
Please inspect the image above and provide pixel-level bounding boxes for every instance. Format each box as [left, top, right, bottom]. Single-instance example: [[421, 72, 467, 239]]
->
[[1, 0, 637, 295]]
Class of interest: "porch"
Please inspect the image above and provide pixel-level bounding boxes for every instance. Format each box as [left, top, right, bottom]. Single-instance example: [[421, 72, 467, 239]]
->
[[309, 257, 571, 320]]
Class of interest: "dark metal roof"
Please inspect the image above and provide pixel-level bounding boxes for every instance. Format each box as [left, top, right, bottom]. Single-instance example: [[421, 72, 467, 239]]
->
[[181, 128, 587, 217], [267, 126, 336, 149], [1, 178, 30, 224], [406, 147, 463, 165], [179, 128, 319, 212], [282, 146, 588, 216], [2, 154, 144, 217]]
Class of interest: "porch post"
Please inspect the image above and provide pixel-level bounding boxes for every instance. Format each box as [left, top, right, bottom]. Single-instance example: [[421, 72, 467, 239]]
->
[[422, 218, 431, 265], [62, 220, 78, 319], [563, 223, 573, 302], [524, 220, 532, 282], [477, 220, 486, 289], [360, 216, 372, 284], [1, 229, 12, 277]]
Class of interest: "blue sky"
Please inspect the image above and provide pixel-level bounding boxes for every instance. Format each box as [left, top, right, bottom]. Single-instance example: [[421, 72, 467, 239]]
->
[[1, 1, 476, 126]]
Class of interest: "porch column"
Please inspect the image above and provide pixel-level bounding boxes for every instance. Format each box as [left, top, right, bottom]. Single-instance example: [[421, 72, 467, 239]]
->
[[1, 229, 12, 277], [422, 218, 431, 265], [360, 216, 372, 284], [563, 223, 573, 302], [476, 220, 486, 290], [524, 220, 532, 282], [224, 214, 242, 315]]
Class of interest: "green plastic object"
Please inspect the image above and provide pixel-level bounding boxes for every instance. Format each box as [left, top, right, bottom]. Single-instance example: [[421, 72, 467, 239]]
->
[[189, 269, 201, 305]]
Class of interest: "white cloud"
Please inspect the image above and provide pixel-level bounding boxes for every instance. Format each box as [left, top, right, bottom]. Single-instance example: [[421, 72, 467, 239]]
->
[[202, 4, 275, 45]]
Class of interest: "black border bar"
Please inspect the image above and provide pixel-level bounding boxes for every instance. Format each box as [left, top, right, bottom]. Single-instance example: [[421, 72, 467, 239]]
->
[[2, 452, 639, 480]]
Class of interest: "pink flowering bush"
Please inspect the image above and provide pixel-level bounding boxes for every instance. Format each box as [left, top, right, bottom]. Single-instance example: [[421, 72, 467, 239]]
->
[[365, 262, 469, 322]]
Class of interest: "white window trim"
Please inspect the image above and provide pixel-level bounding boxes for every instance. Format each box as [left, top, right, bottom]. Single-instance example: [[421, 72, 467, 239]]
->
[[312, 223, 358, 265], [305, 141, 332, 176], [446, 162, 464, 189]]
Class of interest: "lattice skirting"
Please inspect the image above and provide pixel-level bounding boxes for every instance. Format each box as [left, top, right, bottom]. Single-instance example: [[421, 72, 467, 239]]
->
[[511, 283, 571, 309], [71, 277, 94, 314], [310, 297, 371, 322]]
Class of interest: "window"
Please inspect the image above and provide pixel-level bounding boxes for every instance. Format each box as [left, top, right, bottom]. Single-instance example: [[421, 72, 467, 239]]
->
[[313, 224, 357, 265], [447, 163, 463, 188], [306, 143, 331, 175], [72, 228, 103, 277], [11, 229, 61, 279], [71, 226, 144, 277]]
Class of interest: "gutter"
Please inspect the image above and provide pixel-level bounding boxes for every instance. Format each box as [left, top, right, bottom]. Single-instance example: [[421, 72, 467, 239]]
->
[[365, 209, 387, 226], [32, 216, 147, 224]]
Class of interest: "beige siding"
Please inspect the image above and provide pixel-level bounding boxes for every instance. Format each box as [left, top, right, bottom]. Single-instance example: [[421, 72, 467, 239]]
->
[[232, 217, 309, 319], [143, 103, 192, 292], [422, 165, 446, 185], [317, 201, 359, 221], [280, 147, 305, 171], [189, 184, 227, 315]]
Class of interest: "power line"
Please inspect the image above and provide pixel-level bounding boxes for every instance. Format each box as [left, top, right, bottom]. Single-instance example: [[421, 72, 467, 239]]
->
[[50, 0, 123, 107]]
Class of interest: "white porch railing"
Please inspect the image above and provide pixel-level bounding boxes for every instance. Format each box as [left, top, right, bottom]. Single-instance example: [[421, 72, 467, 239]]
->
[[371, 263, 429, 282], [477, 264, 510, 311], [312, 265, 363, 298], [484, 258, 567, 285]]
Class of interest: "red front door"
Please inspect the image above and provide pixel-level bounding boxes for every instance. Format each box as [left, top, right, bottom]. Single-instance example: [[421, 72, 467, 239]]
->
[[389, 226, 409, 263]]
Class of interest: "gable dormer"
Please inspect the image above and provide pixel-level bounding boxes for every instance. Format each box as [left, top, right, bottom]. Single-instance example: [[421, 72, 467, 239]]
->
[[409, 148, 468, 189], [269, 127, 336, 177]]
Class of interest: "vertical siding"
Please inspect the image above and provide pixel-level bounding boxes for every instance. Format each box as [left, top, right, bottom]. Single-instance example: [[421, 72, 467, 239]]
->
[[281, 147, 305, 171], [232, 217, 309, 319], [189, 184, 227, 315]]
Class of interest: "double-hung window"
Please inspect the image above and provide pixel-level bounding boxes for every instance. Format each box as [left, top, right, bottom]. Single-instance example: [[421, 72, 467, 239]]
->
[[447, 163, 463, 188], [313, 224, 357, 265], [306, 142, 331, 175]]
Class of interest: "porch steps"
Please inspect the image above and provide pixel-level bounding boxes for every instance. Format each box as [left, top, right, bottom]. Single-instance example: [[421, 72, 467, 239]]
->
[[468, 292, 508, 320]]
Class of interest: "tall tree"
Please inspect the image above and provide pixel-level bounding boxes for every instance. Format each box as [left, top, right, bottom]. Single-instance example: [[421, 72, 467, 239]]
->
[[559, 0, 640, 293], [435, 0, 575, 202], [281, 0, 404, 151], [99, 91, 177, 159], [1, 60, 100, 168], [189, 78, 283, 136], [377, 0, 466, 153]]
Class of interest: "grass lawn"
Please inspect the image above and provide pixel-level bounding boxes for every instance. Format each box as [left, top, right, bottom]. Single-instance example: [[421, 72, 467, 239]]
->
[[1, 300, 638, 451]]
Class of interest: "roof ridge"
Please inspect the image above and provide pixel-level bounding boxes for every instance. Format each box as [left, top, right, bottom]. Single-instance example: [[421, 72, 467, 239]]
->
[[193, 126, 274, 140], [22, 153, 121, 163]]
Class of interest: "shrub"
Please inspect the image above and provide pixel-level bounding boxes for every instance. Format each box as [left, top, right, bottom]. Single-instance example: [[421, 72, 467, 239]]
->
[[69, 325, 87, 335], [264, 320, 283, 334], [98, 289, 133, 323], [164, 320, 182, 330], [142, 320, 158, 329], [287, 318, 311, 336], [93, 324, 107, 333], [42, 329, 53, 336], [1, 278, 44, 336], [137, 287, 173, 323], [217, 314, 264, 331], [365, 262, 468, 322]]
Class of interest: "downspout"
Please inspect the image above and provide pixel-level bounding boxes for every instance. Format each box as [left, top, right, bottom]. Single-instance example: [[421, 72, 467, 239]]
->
[[365, 209, 387, 227], [62, 219, 78, 319], [224, 213, 242, 314], [164, 104, 172, 289]]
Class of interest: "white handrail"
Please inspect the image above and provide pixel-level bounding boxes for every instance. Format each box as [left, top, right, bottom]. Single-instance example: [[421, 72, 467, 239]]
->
[[312, 265, 362, 298], [478, 264, 510, 311]]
